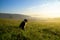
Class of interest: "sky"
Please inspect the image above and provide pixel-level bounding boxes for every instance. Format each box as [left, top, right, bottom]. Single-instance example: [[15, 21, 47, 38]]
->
[[0, 0, 60, 18]]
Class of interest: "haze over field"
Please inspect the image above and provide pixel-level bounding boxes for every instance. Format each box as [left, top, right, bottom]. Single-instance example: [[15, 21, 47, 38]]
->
[[0, 0, 60, 18]]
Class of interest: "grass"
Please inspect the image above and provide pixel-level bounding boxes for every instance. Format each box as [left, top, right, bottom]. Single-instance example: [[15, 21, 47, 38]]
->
[[0, 18, 60, 40]]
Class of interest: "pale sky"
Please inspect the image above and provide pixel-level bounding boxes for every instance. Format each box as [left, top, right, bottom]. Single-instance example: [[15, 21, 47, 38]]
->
[[0, 0, 60, 18], [23, 0, 60, 18]]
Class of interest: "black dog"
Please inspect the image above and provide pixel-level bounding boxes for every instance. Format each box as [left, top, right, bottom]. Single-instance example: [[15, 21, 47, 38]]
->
[[19, 19, 28, 30]]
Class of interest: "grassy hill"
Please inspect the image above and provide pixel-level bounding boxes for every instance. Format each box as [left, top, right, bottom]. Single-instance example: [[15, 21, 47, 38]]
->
[[0, 13, 60, 40], [0, 18, 60, 40], [0, 13, 31, 20]]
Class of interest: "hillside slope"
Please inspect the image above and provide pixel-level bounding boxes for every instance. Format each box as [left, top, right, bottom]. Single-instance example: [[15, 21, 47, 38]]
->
[[0, 13, 30, 19]]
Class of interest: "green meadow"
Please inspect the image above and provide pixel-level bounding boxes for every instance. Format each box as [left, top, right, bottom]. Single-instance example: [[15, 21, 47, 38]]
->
[[0, 18, 60, 40]]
